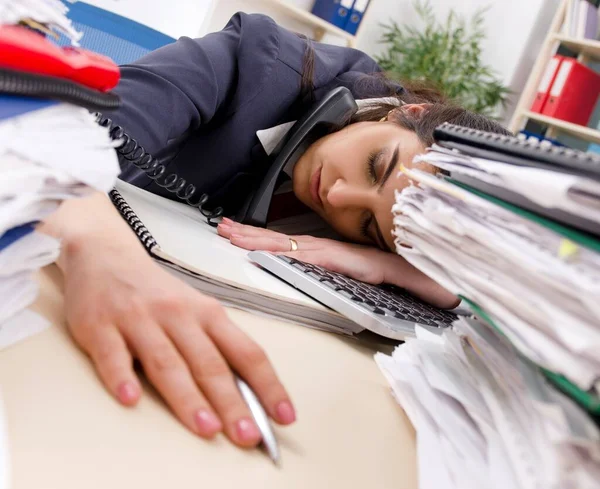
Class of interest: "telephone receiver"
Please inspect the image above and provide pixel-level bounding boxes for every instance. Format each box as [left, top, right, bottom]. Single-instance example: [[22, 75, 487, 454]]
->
[[236, 87, 359, 227], [100, 87, 358, 227]]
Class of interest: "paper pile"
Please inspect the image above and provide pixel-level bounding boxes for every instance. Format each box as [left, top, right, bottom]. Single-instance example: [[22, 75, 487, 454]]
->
[[0, 0, 120, 351], [392, 166, 600, 394], [376, 321, 600, 489], [375, 125, 600, 488], [0, 0, 81, 42]]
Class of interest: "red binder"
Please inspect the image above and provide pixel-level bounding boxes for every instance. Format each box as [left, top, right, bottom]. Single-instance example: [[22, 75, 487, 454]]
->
[[542, 59, 600, 126], [530, 55, 563, 113]]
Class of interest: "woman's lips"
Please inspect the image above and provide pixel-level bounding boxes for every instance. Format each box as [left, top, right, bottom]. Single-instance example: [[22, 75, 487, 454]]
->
[[310, 165, 323, 209]]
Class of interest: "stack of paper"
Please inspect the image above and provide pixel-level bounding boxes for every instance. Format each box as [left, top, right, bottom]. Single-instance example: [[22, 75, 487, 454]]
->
[[0, 0, 81, 42], [391, 166, 600, 395], [375, 320, 600, 489], [379, 137, 600, 487], [0, 1, 120, 351], [419, 146, 600, 235]]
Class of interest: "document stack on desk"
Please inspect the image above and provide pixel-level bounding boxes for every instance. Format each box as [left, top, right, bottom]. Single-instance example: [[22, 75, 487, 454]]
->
[[375, 123, 600, 488], [376, 322, 600, 489], [0, 0, 120, 349]]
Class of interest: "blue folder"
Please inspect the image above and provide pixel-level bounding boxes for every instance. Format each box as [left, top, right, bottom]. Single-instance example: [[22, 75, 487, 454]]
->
[[0, 224, 35, 252], [345, 0, 369, 35], [311, 0, 354, 29], [0, 95, 57, 122]]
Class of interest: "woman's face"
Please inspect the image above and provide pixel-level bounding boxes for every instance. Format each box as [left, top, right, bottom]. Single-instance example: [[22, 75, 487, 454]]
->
[[292, 114, 430, 251]]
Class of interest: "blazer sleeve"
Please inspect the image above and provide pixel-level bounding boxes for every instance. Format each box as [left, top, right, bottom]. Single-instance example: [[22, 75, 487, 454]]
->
[[106, 13, 280, 156]]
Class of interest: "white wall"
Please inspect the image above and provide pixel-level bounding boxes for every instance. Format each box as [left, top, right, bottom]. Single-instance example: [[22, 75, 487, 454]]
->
[[201, 0, 317, 39], [357, 0, 561, 119]]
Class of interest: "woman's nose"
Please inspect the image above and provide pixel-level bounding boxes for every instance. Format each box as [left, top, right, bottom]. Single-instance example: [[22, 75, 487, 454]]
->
[[326, 179, 368, 209]]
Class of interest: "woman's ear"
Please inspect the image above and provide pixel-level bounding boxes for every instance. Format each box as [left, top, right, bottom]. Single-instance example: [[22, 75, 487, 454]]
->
[[388, 103, 432, 121]]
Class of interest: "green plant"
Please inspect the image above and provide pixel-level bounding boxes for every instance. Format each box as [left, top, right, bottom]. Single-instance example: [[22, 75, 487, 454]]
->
[[376, 0, 510, 116]]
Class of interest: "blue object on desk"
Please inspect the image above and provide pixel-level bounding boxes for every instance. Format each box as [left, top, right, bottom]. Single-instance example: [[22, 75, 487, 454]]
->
[[311, 0, 354, 30], [0, 95, 57, 121], [345, 0, 370, 35], [53, 2, 175, 65], [0, 224, 35, 252]]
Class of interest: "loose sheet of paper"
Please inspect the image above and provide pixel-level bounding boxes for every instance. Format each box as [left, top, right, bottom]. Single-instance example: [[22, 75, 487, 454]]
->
[[0, 308, 49, 351]]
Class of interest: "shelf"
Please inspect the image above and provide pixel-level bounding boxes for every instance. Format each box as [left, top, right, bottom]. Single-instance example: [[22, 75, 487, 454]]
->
[[261, 0, 356, 44], [554, 34, 600, 60], [523, 111, 600, 145]]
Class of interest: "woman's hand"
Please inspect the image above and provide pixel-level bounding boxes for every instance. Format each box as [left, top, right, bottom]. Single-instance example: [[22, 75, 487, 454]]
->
[[218, 218, 392, 284], [218, 218, 460, 309], [41, 193, 295, 448]]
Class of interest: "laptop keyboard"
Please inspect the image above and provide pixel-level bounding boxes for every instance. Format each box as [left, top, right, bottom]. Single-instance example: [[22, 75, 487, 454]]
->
[[277, 255, 456, 328]]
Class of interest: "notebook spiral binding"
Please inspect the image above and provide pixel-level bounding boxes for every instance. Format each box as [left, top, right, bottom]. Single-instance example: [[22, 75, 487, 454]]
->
[[97, 115, 224, 227], [109, 188, 159, 252]]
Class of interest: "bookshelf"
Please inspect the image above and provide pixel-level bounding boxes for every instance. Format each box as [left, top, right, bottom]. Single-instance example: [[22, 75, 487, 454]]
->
[[260, 0, 363, 47], [509, 0, 600, 143], [523, 111, 600, 144], [554, 34, 600, 60]]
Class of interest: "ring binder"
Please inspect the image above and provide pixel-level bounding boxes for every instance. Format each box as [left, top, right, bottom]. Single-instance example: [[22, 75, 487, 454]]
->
[[109, 188, 159, 251], [434, 122, 600, 180]]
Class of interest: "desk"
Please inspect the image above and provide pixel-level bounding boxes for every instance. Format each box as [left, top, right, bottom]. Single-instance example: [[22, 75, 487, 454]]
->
[[0, 266, 417, 489]]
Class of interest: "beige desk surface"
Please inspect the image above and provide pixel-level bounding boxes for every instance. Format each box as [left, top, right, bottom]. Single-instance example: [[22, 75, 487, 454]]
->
[[0, 266, 416, 489]]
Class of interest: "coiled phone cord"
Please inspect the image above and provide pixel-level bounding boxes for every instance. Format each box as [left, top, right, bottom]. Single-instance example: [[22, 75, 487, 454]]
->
[[96, 115, 224, 226]]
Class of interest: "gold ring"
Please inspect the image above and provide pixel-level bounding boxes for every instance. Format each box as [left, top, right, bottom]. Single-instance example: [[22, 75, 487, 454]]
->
[[289, 238, 298, 252]]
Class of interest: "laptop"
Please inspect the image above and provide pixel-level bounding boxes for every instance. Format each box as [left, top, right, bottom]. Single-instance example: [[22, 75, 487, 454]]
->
[[248, 251, 458, 341]]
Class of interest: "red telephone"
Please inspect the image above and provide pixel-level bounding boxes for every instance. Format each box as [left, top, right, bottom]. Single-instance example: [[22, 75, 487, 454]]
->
[[0, 25, 119, 91]]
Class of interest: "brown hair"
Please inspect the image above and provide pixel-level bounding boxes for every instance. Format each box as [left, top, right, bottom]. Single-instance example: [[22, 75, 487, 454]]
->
[[298, 39, 512, 146], [352, 80, 513, 146]]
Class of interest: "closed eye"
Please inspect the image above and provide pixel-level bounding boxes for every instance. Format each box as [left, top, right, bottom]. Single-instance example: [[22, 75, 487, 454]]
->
[[360, 212, 373, 240], [366, 150, 382, 184]]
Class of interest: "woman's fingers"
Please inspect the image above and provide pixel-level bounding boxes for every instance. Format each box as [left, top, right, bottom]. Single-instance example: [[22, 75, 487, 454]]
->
[[218, 219, 284, 239], [76, 324, 142, 406], [124, 321, 223, 439], [229, 234, 292, 252], [166, 306, 262, 447], [206, 317, 296, 426]]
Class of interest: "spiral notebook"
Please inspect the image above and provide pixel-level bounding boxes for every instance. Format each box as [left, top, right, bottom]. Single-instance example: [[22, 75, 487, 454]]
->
[[109, 180, 362, 336]]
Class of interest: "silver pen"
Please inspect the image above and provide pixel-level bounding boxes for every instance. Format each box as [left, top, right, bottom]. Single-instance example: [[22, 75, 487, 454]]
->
[[234, 375, 280, 465]]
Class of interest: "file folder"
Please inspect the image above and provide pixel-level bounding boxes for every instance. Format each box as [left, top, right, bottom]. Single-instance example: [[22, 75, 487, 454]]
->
[[530, 55, 563, 114], [345, 0, 369, 35], [0, 94, 56, 121], [542, 59, 600, 126], [311, 0, 354, 30], [0, 224, 35, 252]]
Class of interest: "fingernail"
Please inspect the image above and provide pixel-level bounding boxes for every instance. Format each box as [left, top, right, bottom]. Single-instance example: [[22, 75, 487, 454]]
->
[[218, 223, 231, 231], [231, 233, 244, 240], [275, 400, 296, 424], [194, 410, 222, 436], [117, 381, 139, 405], [235, 418, 261, 442], [221, 217, 234, 225]]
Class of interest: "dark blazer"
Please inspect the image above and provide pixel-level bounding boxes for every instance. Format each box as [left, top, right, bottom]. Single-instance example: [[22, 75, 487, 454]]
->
[[108, 12, 402, 213]]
